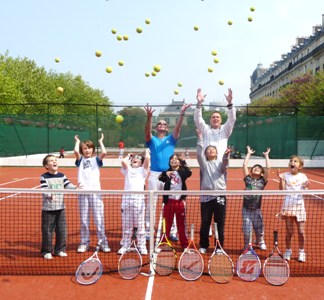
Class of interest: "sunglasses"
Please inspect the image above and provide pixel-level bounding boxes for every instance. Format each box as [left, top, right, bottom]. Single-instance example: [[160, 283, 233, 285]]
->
[[131, 155, 142, 161], [157, 122, 167, 126]]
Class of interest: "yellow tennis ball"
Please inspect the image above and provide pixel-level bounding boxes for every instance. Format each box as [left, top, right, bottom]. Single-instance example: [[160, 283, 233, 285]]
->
[[250, 7, 255, 12], [95, 50, 102, 57], [208, 67, 214, 73], [111, 28, 117, 34], [118, 60, 124, 66], [145, 19, 151, 25], [228, 20, 233, 25], [151, 71, 157, 76], [117, 35, 123, 41], [174, 89, 179, 95], [136, 27, 143, 33], [178, 82, 183, 87], [123, 35, 129, 41], [56, 87, 64, 94], [248, 17, 253, 22], [115, 115, 124, 123], [211, 50, 217, 56], [106, 66, 112, 73], [219, 80, 224, 85], [194, 25, 199, 31], [145, 72, 150, 77], [153, 64, 161, 72], [214, 58, 219, 64], [55, 57, 60, 63]]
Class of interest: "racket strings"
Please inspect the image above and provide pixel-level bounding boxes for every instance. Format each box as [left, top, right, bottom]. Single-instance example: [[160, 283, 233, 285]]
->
[[76, 260, 102, 285], [118, 251, 142, 279], [237, 252, 261, 281], [153, 244, 176, 276], [179, 250, 204, 280], [264, 256, 290, 285], [209, 254, 234, 283]]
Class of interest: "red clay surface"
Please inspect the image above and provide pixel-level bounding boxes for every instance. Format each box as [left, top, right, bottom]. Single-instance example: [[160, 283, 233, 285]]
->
[[0, 166, 323, 300]]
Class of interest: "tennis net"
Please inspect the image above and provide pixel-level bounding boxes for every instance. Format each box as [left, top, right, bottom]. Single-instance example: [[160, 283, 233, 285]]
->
[[0, 188, 323, 276]]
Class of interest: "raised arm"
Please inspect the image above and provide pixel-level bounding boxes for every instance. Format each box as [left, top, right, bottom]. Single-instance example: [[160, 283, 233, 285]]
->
[[263, 147, 271, 180], [144, 104, 155, 142], [74, 135, 81, 160], [172, 103, 192, 140], [194, 88, 207, 131], [143, 148, 151, 171], [98, 133, 107, 160], [243, 146, 254, 177], [277, 169, 285, 190]]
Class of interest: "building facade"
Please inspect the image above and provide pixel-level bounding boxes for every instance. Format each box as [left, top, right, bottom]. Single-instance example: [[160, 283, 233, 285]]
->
[[250, 14, 324, 102]]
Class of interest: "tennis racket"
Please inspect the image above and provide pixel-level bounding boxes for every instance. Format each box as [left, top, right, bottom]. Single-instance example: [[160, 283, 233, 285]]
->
[[236, 228, 261, 281], [208, 222, 234, 283], [152, 217, 177, 276], [263, 231, 290, 286], [178, 224, 204, 281], [75, 245, 103, 285], [118, 227, 142, 280]]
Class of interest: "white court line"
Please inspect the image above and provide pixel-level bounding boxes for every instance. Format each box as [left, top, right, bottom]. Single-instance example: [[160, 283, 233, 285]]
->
[[145, 273, 154, 300], [0, 177, 29, 186]]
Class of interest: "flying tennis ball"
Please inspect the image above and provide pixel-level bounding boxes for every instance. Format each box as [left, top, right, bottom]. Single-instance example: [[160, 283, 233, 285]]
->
[[123, 35, 129, 41], [54, 57, 60, 63], [98, 127, 102, 132], [174, 89, 179, 95], [118, 60, 124, 66], [145, 19, 151, 25], [178, 82, 183, 87], [219, 80, 224, 85], [211, 50, 217, 56], [145, 72, 150, 77], [151, 71, 157, 76], [214, 58, 219, 64], [111, 28, 117, 34], [116, 115, 124, 123], [248, 17, 253, 22], [117, 35, 123, 41], [194, 25, 199, 31], [136, 27, 143, 33], [106, 66, 113, 73], [95, 50, 102, 57], [228, 20, 233, 25], [208, 67, 214, 73], [250, 7, 255, 12], [56, 87, 64, 94], [153, 64, 161, 72]]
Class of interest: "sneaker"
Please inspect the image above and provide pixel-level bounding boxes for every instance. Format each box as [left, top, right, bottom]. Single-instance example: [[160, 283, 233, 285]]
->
[[199, 248, 206, 254], [283, 249, 292, 261], [118, 246, 128, 255], [44, 253, 53, 260], [170, 234, 178, 242], [209, 227, 213, 237], [56, 251, 67, 257], [139, 248, 148, 255], [77, 244, 88, 253], [298, 250, 306, 262], [259, 242, 267, 251], [100, 244, 111, 253]]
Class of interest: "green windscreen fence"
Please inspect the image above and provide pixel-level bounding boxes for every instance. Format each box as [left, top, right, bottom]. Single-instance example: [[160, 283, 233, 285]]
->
[[0, 104, 323, 158]]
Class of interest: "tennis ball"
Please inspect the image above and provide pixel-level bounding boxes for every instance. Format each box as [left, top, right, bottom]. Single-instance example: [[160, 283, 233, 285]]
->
[[111, 28, 117, 34], [178, 82, 183, 87], [153, 64, 161, 72], [214, 58, 219, 64], [118, 60, 124, 66], [211, 50, 217, 56], [106, 66, 113, 73], [228, 20, 233, 25], [248, 17, 253, 22], [116, 115, 124, 123], [219, 80, 224, 85], [208, 67, 214, 73], [194, 25, 199, 31], [250, 7, 255, 12], [95, 50, 102, 57], [145, 72, 150, 77], [151, 71, 157, 77], [56, 87, 64, 94], [54, 57, 60, 63], [123, 35, 129, 41], [174, 89, 179, 95], [117, 35, 123, 41], [98, 127, 102, 132], [145, 19, 151, 25], [136, 27, 143, 33]]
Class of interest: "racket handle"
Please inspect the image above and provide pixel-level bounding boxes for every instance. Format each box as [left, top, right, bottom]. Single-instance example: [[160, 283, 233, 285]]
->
[[274, 230, 278, 245], [214, 222, 219, 240], [162, 218, 166, 234], [190, 224, 194, 240]]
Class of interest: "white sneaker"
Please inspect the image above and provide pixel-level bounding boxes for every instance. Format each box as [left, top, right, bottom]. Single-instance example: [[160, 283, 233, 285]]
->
[[199, 248, 206, 254], [139, 248, 148, 255], [44, 253, 53, 260], [259, 242, 267, 250], [77, 244, 88, 253], [298, 250, 306, 262], [209, 227, 212, 237], [56, 251, 67, 257], [283, 249, 292, 261], [100, 244, 111, 253], [118, 246, 128, 255]]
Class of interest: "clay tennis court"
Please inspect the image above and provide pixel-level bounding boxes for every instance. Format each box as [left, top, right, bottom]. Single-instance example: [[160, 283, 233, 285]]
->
[[0, 165, 323, 299]]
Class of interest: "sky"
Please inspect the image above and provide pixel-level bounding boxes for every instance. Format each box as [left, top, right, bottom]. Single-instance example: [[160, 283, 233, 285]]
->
[[0, 0, 323, 108]]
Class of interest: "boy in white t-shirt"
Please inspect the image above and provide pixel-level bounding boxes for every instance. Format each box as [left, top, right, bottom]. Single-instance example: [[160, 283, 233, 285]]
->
[[118, 149, 150, 255]]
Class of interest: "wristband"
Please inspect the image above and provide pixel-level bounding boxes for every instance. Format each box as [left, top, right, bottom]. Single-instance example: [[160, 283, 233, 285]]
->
[[196, 104, 202, 109], [227, 103, 233, 108]]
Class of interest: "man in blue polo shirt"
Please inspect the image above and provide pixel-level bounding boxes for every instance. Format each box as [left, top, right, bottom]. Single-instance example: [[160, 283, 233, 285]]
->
[[144, 103, 191, 240]]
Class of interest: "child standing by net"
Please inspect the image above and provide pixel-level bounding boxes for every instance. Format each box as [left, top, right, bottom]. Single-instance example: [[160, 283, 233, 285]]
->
[[277, 155, 310, 262], [242, 146, 270, 250], [74, 134, 110, 253], [118, 149, 150, 255], [40, 154, 77, 259], [158, 153, 192, 250]]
